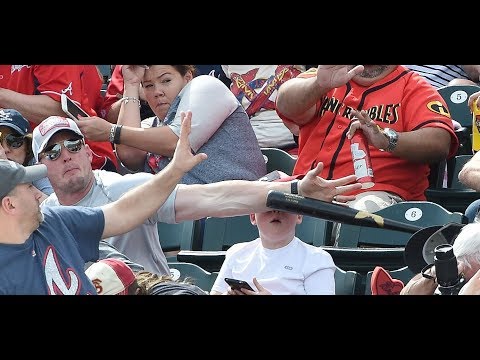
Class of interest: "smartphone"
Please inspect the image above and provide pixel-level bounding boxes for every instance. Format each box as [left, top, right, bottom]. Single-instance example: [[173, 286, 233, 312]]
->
[[224, 278, 254, 292], [61, 93, 89, 120]]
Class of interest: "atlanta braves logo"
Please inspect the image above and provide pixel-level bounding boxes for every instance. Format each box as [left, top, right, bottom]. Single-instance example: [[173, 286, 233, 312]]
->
[[229, 66, 302, 117], [44, 246, 81, 295], [10, 65, 31, 74], [61, 82, 73, 96]]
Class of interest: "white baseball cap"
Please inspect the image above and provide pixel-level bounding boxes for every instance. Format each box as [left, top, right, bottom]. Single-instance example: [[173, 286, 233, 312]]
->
[[85, 259, 136, 295], [32, 116, 84, 162]]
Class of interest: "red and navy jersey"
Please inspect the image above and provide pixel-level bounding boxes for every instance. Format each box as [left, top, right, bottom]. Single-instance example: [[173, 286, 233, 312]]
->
[[6, 65, 117, 170], [278, 65, 459, 200]]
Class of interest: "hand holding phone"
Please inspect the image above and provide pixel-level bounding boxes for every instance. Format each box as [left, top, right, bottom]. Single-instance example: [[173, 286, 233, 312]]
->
[[224, 278, 254, 292], [61, 94, 89, 121]]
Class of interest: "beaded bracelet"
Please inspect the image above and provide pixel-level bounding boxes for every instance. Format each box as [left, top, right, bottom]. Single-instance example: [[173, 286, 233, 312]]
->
[[121, 96, 141, 108]]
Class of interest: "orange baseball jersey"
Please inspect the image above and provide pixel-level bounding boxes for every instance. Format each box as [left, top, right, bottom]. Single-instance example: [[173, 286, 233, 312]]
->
[[277, 65, 459, 200], [6, 65, 117, 170]]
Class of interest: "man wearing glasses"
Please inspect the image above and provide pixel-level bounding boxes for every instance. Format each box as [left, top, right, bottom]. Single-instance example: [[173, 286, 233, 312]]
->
[[33, 115, 361, 278], [0, 109, 53, 196], [0, 112, 204, 294]]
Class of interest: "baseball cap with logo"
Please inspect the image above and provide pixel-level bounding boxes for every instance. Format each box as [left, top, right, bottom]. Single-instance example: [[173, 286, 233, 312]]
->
[[32, 116, 84, 162], [0, 160, 47, 198], [85, 258, 136, 295], [0, 109, 31, 136]]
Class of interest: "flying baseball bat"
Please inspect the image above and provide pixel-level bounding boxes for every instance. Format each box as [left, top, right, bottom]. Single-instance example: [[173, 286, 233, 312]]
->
[[266, 191, 423, 234]]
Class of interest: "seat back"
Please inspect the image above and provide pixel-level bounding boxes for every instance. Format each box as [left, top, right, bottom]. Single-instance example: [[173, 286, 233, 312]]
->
[[201, 215, 258, 251], [334, 267, 359, 295], [450, 154, 473, 189], [437, 84, 480, 128], [157, 221, 200, 260], [364, 266, 416, 295], [336, 201, 467, 248], [200, 215, 331, 251], [168, 261, 218, 292], [261, 147, 296, 175]]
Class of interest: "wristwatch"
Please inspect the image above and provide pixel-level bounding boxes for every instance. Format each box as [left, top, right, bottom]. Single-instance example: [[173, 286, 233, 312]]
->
[[381, 128, 399, 152]]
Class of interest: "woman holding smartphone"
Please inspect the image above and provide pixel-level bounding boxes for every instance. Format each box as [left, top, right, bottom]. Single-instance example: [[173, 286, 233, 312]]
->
[[75, 65, 267, 185]]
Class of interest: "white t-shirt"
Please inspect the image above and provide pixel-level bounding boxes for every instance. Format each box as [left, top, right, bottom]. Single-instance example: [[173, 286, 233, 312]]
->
[[211, 236, 336, 295]]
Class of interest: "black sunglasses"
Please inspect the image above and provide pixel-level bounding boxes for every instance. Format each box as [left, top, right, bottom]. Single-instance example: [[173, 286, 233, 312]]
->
[[0, 132, 26, 149], [40, 138, 84, 161]]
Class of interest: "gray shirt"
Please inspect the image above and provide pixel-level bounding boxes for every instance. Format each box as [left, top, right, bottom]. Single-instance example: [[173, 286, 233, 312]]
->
[[41, 170, 178, 275], [141, 75, 267, 184], [85, 240, 145, 273]]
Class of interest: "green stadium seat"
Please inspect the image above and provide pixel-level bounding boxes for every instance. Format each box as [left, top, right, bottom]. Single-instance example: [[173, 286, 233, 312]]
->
[[168, 261, 218, 293], [261, 147, 296, 175], [336, 201, 467, 248], [437, 84, 480, 128], [335, 267, 359, 295]]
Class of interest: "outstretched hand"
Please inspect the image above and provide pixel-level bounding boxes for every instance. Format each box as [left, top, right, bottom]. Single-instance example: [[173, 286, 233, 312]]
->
[[298, 162, 362, 203], [170, 110, 207, 175], [316, 65, 364, 89]]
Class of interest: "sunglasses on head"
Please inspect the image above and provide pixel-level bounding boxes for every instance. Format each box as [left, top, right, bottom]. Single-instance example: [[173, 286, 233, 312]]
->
[[39, 138, 84, 161], [0, 131, 26, 149]]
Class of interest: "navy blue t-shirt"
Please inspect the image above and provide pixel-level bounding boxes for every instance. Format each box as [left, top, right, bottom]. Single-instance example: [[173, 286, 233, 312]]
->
[[0, 206, 104, 295]]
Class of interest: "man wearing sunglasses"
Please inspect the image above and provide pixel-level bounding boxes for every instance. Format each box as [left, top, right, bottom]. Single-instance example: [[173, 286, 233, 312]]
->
[[0, 111, 206, 294], [0, 110, 144, 274], [33, 115, 362, 277]]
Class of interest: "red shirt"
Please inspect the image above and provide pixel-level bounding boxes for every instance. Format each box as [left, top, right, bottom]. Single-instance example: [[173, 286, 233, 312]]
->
[[6, 65, 117, 170], [99, 64, 123, 118], [277, 65, 459, 200], [0, 64, 11, 88]]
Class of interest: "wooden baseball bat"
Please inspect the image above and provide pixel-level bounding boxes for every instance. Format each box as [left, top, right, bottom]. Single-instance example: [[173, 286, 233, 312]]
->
[[266, 191, 423, 233]]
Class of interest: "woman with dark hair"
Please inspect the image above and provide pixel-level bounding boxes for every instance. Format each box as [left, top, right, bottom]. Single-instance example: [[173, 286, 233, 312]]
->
[[0, 108, 53, 196], [75, 65, 267, 184]]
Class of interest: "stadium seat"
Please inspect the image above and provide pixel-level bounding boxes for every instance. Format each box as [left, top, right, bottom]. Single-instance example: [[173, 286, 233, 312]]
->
[[177, 246, 407, 275], [197, 214, 331, 251], [336, 201, 467, 248], [437, 84, 480, 128], [335, 267, 359, 295], [261, 147, 296, 175], [426, 155, 480, 213], [168, 261, 218, 293], [450, 154, 474, 189], [157, 221, 201, 261]]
